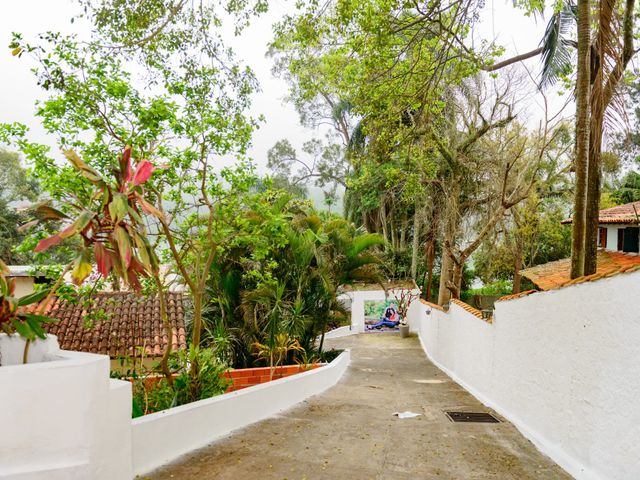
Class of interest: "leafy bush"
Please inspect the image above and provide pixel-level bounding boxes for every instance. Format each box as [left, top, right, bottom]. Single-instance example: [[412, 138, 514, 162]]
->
[[462, 279, 513, 299], [117, 346, 230, 418]]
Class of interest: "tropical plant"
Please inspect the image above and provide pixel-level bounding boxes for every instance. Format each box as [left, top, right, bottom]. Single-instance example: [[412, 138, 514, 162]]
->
[[0, 259, 56, 360], [28, 147, 161, 289], [125, 346, 230, 417], [253, 333, 304, 380], [201, 192, 382, 368]]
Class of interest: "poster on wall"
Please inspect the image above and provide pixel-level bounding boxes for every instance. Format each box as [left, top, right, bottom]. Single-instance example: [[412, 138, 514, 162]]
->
[[364, 300, 401, 331]]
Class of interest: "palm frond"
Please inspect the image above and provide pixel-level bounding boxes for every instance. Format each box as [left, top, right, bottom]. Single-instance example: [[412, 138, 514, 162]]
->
[[539, 2, 577, 89], [347, 233, 385, 258]]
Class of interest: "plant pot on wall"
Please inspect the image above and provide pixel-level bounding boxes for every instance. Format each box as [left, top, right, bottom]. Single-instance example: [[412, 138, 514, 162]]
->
[[399, 324, 410, 338], [0, 334, 60, 366]]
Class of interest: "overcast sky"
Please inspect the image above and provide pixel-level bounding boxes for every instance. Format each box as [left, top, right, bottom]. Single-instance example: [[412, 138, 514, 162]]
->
[[0, 0, 553, 174]]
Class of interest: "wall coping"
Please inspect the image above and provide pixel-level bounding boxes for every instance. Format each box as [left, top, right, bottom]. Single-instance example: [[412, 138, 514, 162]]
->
[[450, 298, 489, 322], [132, 349, 351, 476], [419, 299, 445, 311]]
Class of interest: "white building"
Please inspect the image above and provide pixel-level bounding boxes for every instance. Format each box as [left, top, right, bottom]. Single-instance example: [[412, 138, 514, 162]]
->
[[562, 200, 640, 253]]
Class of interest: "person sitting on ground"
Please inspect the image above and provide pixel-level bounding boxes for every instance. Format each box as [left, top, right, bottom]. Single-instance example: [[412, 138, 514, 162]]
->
[[367, 304, 400, 330]]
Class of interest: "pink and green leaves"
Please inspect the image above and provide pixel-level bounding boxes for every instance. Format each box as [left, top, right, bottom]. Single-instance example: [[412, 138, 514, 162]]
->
[[132, 160, 155, 186], [28, 146, 162, 290], [0, 260, 56, 341]]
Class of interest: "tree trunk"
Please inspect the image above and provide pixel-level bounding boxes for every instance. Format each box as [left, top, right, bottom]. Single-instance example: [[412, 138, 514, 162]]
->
[[438, 246, 453, 305], [411, 209, 421, 280], [424, 239, 435, 302], [400, 218, 407, 250], [380, 201, 390, 245], [155, 276, 174, 386], [570, 0, 592, 279], [585, 100, 603, 275], [449, 261, 463, 300], [512, 244, 523, 294]]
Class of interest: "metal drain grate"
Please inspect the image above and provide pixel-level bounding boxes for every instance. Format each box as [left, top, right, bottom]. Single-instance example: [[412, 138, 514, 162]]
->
[[446, 411, 500, 423]]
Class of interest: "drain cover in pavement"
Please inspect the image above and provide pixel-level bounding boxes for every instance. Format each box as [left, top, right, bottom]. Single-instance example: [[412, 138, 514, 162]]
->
[[446, 411, 500, 423]]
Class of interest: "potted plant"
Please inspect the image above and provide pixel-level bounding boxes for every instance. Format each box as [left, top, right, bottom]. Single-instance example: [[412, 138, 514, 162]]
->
[[392, 287, 420, 338], [0, 259, 58, 365]]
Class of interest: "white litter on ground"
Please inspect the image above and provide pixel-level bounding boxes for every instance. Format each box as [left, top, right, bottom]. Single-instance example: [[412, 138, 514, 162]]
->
[[413, 379, 446, 384], [393, 411, 422, 419]]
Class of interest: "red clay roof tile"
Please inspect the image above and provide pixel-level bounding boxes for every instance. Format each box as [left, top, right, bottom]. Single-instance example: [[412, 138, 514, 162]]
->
[[562, 201, 640, 224], [520, 250, 640, 291], [35, 292, 187, 358]]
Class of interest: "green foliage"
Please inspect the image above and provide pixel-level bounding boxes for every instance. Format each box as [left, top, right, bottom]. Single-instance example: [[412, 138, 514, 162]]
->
[[473, 199, 572, 284], [200, 191, 382, 368], [0, 149, 39, 203], [116, 346, 230, 418], [463, 280, 513, 298], [0, 259, 56, 342], [611, 171, 640, 204]]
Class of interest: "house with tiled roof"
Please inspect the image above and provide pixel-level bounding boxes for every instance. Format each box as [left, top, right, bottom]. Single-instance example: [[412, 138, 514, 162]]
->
[[36, 292, 187, 370], [511, 201, 640, 293], [562, 200, 640, 253]]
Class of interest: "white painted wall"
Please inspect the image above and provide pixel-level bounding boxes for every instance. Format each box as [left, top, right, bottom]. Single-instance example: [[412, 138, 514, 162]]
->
[[323, 325, 356, 339], [409, 270, 640, 480], [0, 343, 132, 480], [604, 224, 624, 251], [131, 349, 351, 476], [0, 335, 349, 479], [339, 288, 421, 333], [0, 334, 60, 365]]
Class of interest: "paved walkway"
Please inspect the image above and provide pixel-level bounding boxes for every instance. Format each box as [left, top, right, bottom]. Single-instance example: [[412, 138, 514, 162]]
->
[[148, 334, 570, 479]]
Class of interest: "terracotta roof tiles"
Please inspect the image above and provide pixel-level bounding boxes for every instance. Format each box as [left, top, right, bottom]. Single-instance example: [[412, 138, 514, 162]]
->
[[495, 290, 538, 303], [35, 292, 187, 358], [562, 201, 640, 224], [520, 250, 640, 291]]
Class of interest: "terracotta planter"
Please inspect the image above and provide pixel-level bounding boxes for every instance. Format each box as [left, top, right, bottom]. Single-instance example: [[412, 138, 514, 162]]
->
[[399, 324, 410, 338]]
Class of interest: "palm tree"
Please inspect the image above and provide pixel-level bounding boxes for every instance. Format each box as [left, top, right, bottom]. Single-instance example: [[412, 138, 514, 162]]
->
[[487, 0, 636, 277]]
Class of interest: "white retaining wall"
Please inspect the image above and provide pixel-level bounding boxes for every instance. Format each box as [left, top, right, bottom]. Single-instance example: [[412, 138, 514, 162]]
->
[[0, 338, 350, 479], [339, 288, 421, 333], [0, 342, 132, 480], [131, 349, 350, 476], [408, 270, 640, 480]]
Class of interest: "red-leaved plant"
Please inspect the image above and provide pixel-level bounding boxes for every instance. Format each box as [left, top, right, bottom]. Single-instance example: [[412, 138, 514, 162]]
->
[[32, 147, 163, 290]]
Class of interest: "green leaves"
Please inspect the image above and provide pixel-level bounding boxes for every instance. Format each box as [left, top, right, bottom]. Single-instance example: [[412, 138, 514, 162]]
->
[[109, 192, 129, 224], [60, 210, 95, 239], [0, 263, 56, 341], [63, 149, 103, 185], [17, 289, 50, 307]]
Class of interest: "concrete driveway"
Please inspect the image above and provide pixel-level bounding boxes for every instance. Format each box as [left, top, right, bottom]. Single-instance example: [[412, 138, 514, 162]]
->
[[146, 333, 570, 479]]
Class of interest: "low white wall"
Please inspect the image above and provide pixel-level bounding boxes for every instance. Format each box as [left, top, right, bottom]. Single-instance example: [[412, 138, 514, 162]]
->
[[340, 288, 421, 333], [409, 271, 640, 480], [0, 346, 132, 480], [0, 334, 61, 365], [131, 349, 351, 476], [323, 325, 357, 339]]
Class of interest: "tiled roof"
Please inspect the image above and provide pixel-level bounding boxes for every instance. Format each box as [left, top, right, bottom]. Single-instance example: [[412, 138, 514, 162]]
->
[[520, 251, 640, 291], [495, 290, 538, 303], [562, 201, 640, 224], [36, 292, 187, 358]]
